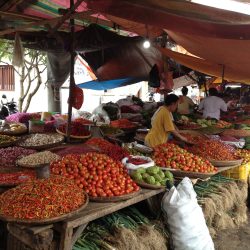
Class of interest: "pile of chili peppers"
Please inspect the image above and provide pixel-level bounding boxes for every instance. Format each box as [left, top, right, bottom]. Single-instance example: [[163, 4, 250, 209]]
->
[[0, 176, 86, 219], [0, 171, 35, 185], [187, 139, 239, 161], [85, 138, 129, 161]]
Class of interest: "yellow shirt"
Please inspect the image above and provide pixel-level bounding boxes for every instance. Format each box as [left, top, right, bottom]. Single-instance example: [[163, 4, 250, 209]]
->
[[177, 96, 194, 115], [145, 106, 175, 147]]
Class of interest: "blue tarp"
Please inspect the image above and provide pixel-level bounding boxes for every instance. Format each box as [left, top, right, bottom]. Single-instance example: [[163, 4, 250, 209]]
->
[[77, 77, 146, 90]]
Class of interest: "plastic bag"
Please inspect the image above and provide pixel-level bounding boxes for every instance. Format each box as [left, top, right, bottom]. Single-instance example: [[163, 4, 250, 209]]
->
[[161, 177, 214, 250], [122, 156, 155, 170]]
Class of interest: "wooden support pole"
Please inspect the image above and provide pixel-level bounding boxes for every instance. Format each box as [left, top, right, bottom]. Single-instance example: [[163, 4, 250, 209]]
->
[[66, 0, 76, 142]]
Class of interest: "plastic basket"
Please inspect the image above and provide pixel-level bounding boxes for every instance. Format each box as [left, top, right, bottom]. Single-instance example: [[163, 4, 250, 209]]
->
[[221, 162, 250, 182]]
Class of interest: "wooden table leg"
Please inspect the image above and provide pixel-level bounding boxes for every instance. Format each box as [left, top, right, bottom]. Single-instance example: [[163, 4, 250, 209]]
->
[[71, 224, 88, 248], [59, 225, 73, 250]]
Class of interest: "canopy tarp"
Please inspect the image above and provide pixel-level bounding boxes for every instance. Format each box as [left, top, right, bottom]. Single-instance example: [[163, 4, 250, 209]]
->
[[166, 31, 250, 83], [77, 77, 145, 90]]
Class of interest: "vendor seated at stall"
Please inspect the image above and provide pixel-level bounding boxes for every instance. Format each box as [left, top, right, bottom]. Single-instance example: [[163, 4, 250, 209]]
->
[[145, 94, 189, 147], [177, 86, 195, 115], [198, 88, 227, 120]]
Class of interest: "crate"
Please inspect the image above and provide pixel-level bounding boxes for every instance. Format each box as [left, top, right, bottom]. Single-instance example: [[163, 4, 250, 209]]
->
[[221, 162, 250, 182]]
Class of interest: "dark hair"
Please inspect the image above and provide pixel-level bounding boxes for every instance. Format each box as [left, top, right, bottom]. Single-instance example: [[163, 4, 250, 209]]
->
[[164, 94, 179, 106], [181, 86, 188, 96], [209, 88, 218, 96]]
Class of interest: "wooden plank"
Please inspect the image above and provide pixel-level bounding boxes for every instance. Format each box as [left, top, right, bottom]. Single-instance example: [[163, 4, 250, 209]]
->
[[65, 189, 164, 228], [71, 224, 88, 247], [0, 0, 25, 11], [59, 226, 73, 250], [7, 223, 53, 250]]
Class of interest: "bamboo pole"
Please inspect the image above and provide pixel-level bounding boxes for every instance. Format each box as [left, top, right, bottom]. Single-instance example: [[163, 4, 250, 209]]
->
[[66, 0, 76, 142]]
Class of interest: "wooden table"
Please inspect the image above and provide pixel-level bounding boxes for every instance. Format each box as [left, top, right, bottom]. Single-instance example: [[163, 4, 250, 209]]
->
[[6, 188, 165, 250]]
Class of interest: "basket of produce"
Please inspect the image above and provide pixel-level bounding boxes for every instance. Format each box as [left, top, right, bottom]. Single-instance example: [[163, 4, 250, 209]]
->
[[0, 147, 36, 168], [56, 121, 91, 139], [153, 143, 217, 173], [179, 130, 206, 144], [219, 135, 245, 148], [17, 133, 64, 150], [187, 139, 242, 167], [0, 122, 27, 135], [0, 176, 88, 224], [85, 138, 129, 161], [0, 171, 36, 187], [50, 152, 140, 202], [130, 166, 173, 189], [16, 151, 61, 168], [122, 155, 154, 170], [110, 119, 138, 133], [133, 143, 153, 154], [99, 126, 124, 137], [221, 129, 250, 138], [0, 134, 22, 148], [197, 127, 225, 135]]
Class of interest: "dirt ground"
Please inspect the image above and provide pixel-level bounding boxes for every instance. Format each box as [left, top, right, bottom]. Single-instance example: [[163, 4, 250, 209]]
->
[[214, 213, 250, 250]]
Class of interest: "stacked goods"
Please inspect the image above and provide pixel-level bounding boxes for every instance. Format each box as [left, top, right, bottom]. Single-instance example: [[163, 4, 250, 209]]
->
[[235, 149, 250, 164], [222, 129, 250, 138], [17, 151, 61, 167], [179, 132, 204, 144], [74, 117, 93, 125], [110, 119, 136, 129], [18, 133, 64, 148], [0, 123, 27, 135], [0, 176, 86, 219], [0, 147, 36, 167], [100, 125, 123, 136], [215, 120, 232, 128], [57, 121, 91, 137], [197, 127, 224, 135], [153, 143, 216, 173], [187, 139, 239, 161], [85, 138, 129, 161], [0, 135, 18, 146], [0, 171, 35, 186], [74, 206, 168, 250], [51, 152, 139, 197], [131, 166, 174, 187], [5, 112, 41, 124], [194, 175, 248, 237]]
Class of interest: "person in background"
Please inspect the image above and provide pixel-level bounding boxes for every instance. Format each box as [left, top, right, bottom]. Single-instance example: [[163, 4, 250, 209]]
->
[[199, 88, 227, 120], [145, 94, 189, 147], [177, 86, 195, 115]]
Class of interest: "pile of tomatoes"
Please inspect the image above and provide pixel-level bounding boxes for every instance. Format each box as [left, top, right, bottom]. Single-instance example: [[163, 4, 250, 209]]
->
[[51, 152, 139, 197], [153, 143, 216, 173], [187, 139, 239, 161]]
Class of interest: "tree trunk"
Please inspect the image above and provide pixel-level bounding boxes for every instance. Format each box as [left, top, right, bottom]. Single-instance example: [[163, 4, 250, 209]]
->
[[18, 66, 25, 112]]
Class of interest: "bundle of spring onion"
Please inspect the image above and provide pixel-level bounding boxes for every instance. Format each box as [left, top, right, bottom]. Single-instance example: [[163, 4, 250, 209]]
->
[[73, 207, 150, 250], [194, 175, 235, 198]]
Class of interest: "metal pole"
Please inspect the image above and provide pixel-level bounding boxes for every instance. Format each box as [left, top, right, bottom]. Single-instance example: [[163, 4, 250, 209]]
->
[[66, 0, 75, 142]]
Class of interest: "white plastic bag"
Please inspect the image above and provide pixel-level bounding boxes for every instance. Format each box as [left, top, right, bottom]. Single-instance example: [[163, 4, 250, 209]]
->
[[122, 156, 154, 170], [161, 177, 214, 250]]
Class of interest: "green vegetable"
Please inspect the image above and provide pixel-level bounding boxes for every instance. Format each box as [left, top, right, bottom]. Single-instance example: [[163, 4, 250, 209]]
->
[[155, 181, 161, 186], [146, 166, 160, 175], [132, 172, 143, 182], [145, 176, 155, 184], [142, 173, 150, 179], [158, 171, 165, 179], [164, 171, 173, 181], [153, 174, 162, 182], [136, 167, 146, 174]]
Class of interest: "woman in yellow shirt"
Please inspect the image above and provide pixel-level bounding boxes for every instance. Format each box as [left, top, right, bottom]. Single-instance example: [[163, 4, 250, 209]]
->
[[145, 94, 189, 147]]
